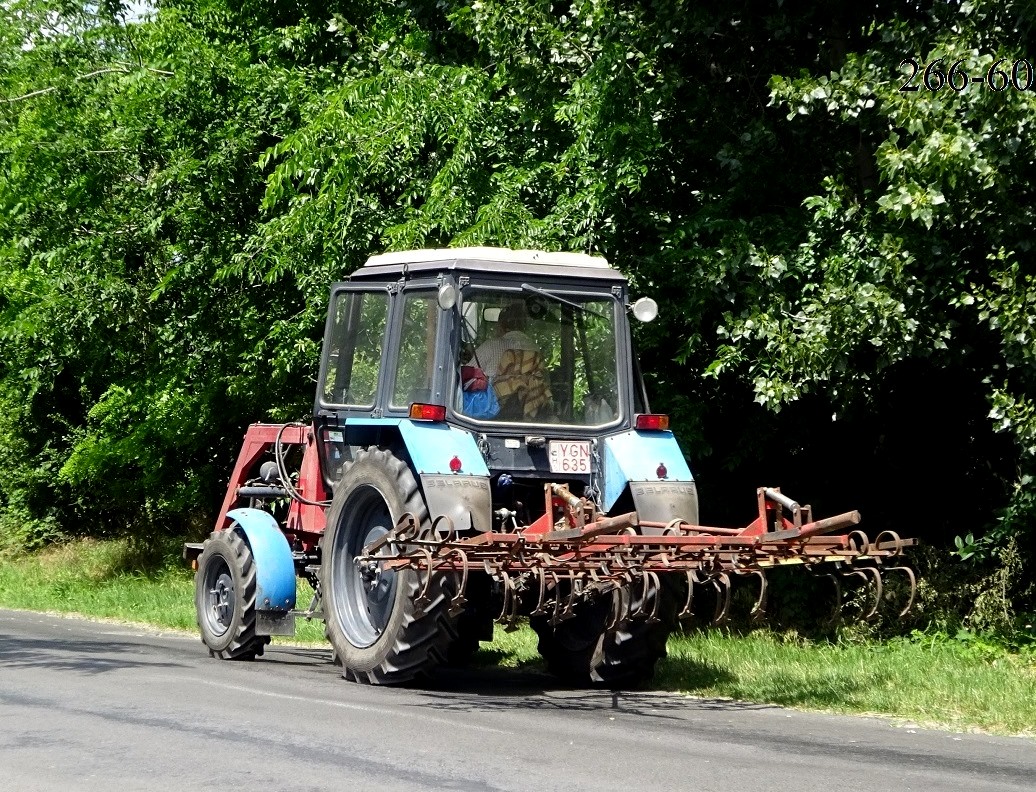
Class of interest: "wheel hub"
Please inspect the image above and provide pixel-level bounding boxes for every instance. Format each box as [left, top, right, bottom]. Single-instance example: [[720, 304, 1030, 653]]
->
[[207, 571, 235, 634], [331, 486, 401, 648]]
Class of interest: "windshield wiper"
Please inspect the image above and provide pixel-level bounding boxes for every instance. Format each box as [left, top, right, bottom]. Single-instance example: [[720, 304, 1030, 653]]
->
[[520, 283, 607, 319]]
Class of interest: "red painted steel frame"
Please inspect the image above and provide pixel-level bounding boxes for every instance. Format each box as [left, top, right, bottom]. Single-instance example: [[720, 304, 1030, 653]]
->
[[215, 423, 328, 548]]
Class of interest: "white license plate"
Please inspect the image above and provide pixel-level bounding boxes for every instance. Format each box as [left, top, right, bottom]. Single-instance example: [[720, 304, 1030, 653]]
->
[[548, 440, 591, 474]]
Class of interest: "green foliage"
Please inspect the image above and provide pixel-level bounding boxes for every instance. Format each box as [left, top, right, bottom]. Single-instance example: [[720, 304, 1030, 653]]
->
[[0, 0, 1034, 628]]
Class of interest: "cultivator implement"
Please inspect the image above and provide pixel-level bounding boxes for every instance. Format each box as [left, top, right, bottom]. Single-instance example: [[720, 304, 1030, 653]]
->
[[360, 485, 917, 629]]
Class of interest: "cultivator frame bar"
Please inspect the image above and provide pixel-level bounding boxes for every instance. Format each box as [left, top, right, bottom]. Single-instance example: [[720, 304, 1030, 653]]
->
[[360, 485, 917, 629]]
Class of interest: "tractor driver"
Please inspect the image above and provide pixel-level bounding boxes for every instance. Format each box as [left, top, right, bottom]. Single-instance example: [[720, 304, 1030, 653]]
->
[[467, 302, 553, 421], [469, 302, 538, 378]]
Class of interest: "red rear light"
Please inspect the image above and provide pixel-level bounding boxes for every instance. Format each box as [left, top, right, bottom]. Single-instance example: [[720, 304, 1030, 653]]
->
[[449, 456, 463, 473], [409, 403, 447, 421], [635, 413, 670, 431]]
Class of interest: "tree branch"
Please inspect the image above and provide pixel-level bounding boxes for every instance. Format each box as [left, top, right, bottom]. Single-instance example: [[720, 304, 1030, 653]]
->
[[3, 64, 173, 104]]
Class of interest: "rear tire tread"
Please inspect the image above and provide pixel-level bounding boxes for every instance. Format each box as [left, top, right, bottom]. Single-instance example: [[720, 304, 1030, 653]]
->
[[322, 448, 457, 685]]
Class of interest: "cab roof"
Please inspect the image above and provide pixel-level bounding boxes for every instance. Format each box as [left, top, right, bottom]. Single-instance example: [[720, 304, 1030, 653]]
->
[[352, 247, 626, 282]]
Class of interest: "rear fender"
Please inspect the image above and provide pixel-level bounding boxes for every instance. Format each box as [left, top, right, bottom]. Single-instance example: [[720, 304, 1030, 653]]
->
[[225, 508, 297, 612], [398, 420, 492, 532], [601, 431, 699, 526]]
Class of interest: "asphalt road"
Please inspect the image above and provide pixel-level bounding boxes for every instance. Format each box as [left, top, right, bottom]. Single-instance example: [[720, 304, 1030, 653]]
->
[[0, 609, 1032, 792]]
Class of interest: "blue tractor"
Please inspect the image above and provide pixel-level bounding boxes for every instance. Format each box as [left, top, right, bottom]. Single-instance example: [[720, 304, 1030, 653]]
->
[[187, 247, 913, 686]]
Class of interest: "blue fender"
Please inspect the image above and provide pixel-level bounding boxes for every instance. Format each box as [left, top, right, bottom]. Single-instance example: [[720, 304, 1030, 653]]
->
[[343, 417, 491, 476], [226, 508, 296, 612], [397, 420, 490, 476], [601, 430, 695, 513]]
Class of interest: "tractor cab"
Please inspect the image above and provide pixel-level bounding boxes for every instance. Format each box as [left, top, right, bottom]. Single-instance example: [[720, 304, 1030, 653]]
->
[[311, 247, 693, 532]]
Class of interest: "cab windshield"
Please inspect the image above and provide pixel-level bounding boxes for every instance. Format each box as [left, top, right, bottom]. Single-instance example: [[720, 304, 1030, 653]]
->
[[456, 289, 621, 426]]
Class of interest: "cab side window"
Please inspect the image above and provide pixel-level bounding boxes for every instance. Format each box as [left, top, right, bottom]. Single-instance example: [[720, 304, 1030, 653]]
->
[[322, 291, 389, 406], [391, 292, 437, 408]]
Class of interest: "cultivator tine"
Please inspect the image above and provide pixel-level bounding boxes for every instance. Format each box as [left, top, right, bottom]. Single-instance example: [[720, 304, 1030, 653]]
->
[[735, 569, 768, 621], [529, 568, 551, 617], [395, 512, 420, 542], [411, 546, 436, 619], [606, 585, 633, 631], [861, 566, 883, 620], [446, 548, 470, 618], [837, 564, 882, 621], [631, 571, 662, 624], [432, 514, 458, 541], [809, 566, 843, 624], [872, 530, 906, 558], [847, 530, 870, 555], [550, 574, 566, 625], [678, 570, 697, 622], [885, 565, 917, 618], [496, 571, 522, 632], [557, 577, 581, 623], [711, 572, 732, 626]]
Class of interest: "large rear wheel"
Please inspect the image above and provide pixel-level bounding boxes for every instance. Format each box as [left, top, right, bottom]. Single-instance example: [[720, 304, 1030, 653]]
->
[[195, 529, 269, 660], [532, 577, 679, 687], [321, 448, 457, 684]]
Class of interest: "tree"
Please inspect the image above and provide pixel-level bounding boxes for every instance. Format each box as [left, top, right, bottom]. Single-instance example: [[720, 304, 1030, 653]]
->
[[0, 0, 1033, 627]]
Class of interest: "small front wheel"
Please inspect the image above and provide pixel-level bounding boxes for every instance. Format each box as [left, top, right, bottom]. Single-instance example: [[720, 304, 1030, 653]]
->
[[195, 529, 269, 660]]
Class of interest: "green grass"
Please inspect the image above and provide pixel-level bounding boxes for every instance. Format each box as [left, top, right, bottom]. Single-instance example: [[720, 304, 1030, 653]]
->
[[1, 539, 1033, 736], [658, 630, 1036, 737], [0, 539, 198, 630]]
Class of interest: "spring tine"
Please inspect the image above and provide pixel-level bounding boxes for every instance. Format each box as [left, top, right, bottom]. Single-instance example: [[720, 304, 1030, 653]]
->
[[496, 571, 514, 625], [504, 579, 523, 632], [838, 566, 867, 618], [447, 548, 469, 618], [847, 530, 870, 555], [412, 547, 435, 619], [861, 566, 883, 620], [530, 568, 550, 616], [711, 573, 732, 626], [642, 571, 662, 624], [804, 565, 843, 625], [549, 573, 566, 625], [678, 570, 696, 622], [606, 586, 632, 631], [749, 570, 768, 620], [558, 577, 581, 622], [394, 512, 419, 542], [838, 566, 878, 620], [628, 574, 646, 621], [872, 530, 904, 558], [887, 565, 917, 618], [821, 569, 843, 623], [431, 513, 457, 542], [663, 518, 685, 535], [620, 576, 636, 626]]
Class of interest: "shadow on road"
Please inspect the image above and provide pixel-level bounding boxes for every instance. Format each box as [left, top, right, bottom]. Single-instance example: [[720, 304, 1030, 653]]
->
[[407, 663, 775, 721], [0, 632, 186, 675], [261, 642, 769, 720]]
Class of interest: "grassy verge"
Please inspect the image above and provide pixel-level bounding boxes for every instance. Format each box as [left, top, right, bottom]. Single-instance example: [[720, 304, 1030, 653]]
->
[[1, 539, 1033, 736], [659, 630, 1036, 736]]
